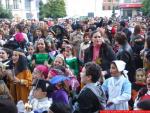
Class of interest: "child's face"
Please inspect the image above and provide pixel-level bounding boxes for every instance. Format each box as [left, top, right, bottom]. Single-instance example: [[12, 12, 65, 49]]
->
[[33, 88, 46, 99], [28, 46, 34, 55], [53, 57, 63, 66], [110, 63, 120, 77], [32, 68, 43, 80], [37, 39, 46, 52], [136, 71, 146, 83]]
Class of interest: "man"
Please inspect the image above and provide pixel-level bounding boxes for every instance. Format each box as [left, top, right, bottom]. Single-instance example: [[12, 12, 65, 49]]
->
[[73, 62, 106, 113]]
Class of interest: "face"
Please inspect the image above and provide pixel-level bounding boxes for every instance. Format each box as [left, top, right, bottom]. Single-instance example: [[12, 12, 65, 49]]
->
[[33, 88, 46, 99], [92, 32, 103, 46], [53, 57, 64, 66], [0, 50, 8, 60], [32, 68, 43, 80], [110, 63, 120, 77], [80, 67, 90, 84], [36, 29, 42, 37], [24, 28, 28, 33], [84, 35, 90, 42], [28, 46, 34, 55], [48, 32, 54, 37], [37, 39, 46, 52], [12, 51, 20, 64], [135, 71, 146, 83]]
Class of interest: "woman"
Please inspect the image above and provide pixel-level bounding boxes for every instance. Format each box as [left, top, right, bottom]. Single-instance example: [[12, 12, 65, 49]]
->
[[10, 49, 32, 103], [33, 27, 46, 43], [84, 30, 116, 77], [0, 80, 17, 113], [0, 48, 13, 85], [115, 32, 135, 82], [130, 25, 144, 69], [79, 32, 91, 62]]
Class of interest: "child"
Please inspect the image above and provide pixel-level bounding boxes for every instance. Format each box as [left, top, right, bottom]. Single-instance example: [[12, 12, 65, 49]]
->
[[49, 75, 70, 105], [28, 65, 49, 101], [25, 79, 52, 113], [27, 43, 34, 71], [134, 73, 150, 109], [129, 68, 146, 109], [102, 60, 131, 110]]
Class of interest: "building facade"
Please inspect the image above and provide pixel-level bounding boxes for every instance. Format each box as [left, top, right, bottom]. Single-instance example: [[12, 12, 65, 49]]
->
[[119, 0, 143, 18], [103, 0, 119, 10], [102, 0, 120, 17], [0, 0, 40, 20]]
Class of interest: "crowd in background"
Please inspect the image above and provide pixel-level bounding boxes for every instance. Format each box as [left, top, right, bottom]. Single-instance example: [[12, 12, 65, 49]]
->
[[0, 16, 150, 113]]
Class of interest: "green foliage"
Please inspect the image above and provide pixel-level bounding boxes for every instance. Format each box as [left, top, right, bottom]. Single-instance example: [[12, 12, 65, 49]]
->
[[142, 0, 150, 16], [0, 5, 12, 19], [39, 0, 66, 19]]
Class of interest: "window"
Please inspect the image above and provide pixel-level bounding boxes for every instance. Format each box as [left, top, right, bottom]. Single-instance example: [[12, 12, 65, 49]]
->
[[13, 0, 19, 9], [115, 6, 119, 10], [108, 6, 111, 10], [103, 6, 105, 10], [108, 0, 111, 2], [6, 0, 10, 9], [124, 0, 131, 3], [25, 0, 31, 10], [26, 13, 32, 19]]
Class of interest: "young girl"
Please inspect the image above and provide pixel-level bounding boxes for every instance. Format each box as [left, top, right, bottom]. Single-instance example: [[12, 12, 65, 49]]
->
[[129, 68, 146, 109], [102, 60, 131, 110], [26, 79, 52, 113], [50, 75, 70, 105], [134, 73, 150, 109], [28, 65, 49, 102], [11, 49, 32, 103]]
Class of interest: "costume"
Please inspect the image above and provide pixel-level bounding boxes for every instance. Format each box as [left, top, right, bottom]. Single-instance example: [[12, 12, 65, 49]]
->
[[129, 82, 145, 109], [16, 70, 32, 102], [32, 53, 49, 65], [102, 75, 131, 110], [10, 70, 32, 103], [30, 97, 52, 113], [134, 88, 150, 109], [65, 57, 79, 77]]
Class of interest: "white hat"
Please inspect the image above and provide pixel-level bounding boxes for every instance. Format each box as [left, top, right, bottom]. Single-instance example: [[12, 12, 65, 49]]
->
[[112, 60, 126, 72]]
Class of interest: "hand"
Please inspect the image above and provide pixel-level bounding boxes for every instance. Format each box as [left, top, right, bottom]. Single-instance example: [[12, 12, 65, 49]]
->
[[102, 71, 107, 76], [14, 77, 20, 83], [107, 101, 113, 107]]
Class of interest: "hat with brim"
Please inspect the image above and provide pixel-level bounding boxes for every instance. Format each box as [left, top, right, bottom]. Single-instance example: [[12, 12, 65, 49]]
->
[[50, 75, 70, 85]]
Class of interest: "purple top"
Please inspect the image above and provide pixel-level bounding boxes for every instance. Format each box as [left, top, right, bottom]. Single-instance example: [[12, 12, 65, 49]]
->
[[51, 89, 69, 104]]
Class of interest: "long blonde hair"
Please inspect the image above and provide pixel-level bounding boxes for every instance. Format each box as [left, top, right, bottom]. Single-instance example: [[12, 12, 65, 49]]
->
[[0, 80, 13, 100]]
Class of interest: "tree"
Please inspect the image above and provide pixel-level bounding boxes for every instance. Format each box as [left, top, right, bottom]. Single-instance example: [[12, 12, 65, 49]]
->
[[39, 0, 66, 19], [0, 4, 12, 19], [142, 0, 150, 16]]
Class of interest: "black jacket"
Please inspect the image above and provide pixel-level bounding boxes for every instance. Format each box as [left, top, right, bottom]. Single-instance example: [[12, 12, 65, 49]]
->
[[84, 43, 116, 71], [73, 83, 106, 113], [116, 42, 135, 82]]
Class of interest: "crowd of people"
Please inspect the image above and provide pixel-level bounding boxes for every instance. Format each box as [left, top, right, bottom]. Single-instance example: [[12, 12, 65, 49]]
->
[[0, 16, 150, 113]]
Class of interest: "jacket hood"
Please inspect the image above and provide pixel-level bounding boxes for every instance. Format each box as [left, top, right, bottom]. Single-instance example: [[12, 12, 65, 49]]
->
[[84, 83, 106, 110]]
